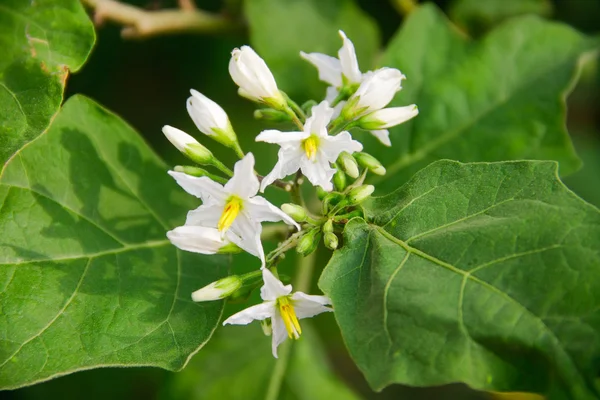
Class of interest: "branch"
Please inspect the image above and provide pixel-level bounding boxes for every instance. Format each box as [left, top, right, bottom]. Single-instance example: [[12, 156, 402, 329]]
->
[[81, 0, 241, 39]]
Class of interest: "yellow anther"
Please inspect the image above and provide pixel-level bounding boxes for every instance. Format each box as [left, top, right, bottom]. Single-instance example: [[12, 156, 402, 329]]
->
[[278, 297, 301, 339], [302, 135, 319, 161], [218, 196, 242, 232]]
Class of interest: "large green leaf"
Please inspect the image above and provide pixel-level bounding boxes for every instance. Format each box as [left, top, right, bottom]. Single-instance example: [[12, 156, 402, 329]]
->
[[163, 323, 361, 400], [245, 0, 380, 100], [367, 5, 598, 193], [0, 0, 94, 166], [0, 95, 227, 389], [320, 160, 600, 399]]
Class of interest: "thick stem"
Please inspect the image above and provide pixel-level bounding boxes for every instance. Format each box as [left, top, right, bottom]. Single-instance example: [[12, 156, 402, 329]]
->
[[82, 0, 240, 39]]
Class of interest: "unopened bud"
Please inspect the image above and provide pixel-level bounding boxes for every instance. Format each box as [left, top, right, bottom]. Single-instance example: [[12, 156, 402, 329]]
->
[[281, 203, 307, 223], [254, 108, 291, 123], [333, 169, 347, 191], [324, 232, 338, 250], [338, 152, 359, 178], [173, 166, 228, 184], [261, 319, 272, 336], [323, 219, 333, 233], [354, 152, 386, 175], [348, 185, 375, 204], [316, 186, 327, 200], [191, 276, 242, 302], [296, 229, 321, 256], [163, 125, 214, 165], [187, 89, 240, 150]]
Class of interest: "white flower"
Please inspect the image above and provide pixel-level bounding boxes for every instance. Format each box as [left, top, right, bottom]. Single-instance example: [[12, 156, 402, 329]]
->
[[168, 153, 299, 264], [300, 30, 362, 89], [186, 89, 238, 148], [229, 46, 285, 108], [342, 68, 405, 119], [167, 225, 242, 255], [356, 105, 419, 146], [162, 125, 214, 164], [256, 101, 362, 192], [223, 268, 332, 357]]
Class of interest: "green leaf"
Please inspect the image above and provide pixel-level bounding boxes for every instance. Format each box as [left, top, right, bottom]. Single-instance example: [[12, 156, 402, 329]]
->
[[368, 5, 598, 193], [0, 0, 94, 166], [449, 0, 552, 35], [162, 324, 361, 400], [245, 0, 380, 100], [0, 95, 227, 389], [320, 160, 600, 399]]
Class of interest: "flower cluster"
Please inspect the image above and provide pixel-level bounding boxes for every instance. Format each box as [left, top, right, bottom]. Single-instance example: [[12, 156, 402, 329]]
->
[[163, 31, 417, 356]]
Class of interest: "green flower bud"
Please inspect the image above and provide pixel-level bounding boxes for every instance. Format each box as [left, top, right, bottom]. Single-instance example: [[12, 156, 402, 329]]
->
[[324, 232, 338, 250], [354, 152, 386, 175], [254, 108, 291, 123], [338, 151, 360, 178], [296, 229, 321, 256], [348, 184, 375, 204], [191, 275, 242, 302], [316, 186, 328, 200], [333, 169, 347, 191], [217, 242, 243, 254], [173, 166, 228, 184], [323, 219, 334, 233], [281, 203, 307, 223], [321, 192, 344, 214]]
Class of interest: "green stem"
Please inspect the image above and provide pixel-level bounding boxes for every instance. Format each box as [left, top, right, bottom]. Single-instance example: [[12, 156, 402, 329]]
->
[[266, 230, 304, 264], [233, 143, 245, 159], [211, 159, 234, 177]]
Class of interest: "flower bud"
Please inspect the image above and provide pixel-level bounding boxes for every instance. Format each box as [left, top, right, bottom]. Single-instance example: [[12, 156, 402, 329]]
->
[[348, 185, 375, 204], [191, 275, 242, 302], [173, 166, 228, 184], [342, 68, 405, 119], [338, 151, 360, 179], [316, 186, 328, 200], [333, 169, 347, 191], [354, 152, 386, 175], [357, 105, 419, 130], [281, 203, 307, 223], [324, 232, 338, 250], [323, 219, 333, 233], [187, 90, 240, 150], [229, 46, 285, 109], [254, 108, 291, 123], [296, 228, 321, 256], [163, 125, 214, 165]]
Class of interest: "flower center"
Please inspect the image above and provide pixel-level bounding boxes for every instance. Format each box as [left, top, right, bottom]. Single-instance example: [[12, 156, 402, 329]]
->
[[277, 296, 301, 339], [302, 135, 319, 162], [218, 196, 243, 232]]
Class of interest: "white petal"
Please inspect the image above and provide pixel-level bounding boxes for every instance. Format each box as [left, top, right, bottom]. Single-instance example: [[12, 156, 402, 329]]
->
[[162, 125, 199, 153], [255, 129, 308, 146], [338, 30, 361, 84], [325, 86, 339, 103], [241, 45, 280, 99], [166, 225, 226, 254], [260, 268, 293, 301], [229, 48, 264, 100], [304, 101, 334, 137], [230, 213, 266, 265], [168, 171, 227, 203], [246, 196, 300, 230], [187, 90, 230, 135], [223, 301, 275, 325], [186, 203, 222, 226], [259, 147, 303, 192], [271, 313, 288, 358], [319, 131, 363, 162], [353, 68, 405, 114], [367, 105, 419, 128], [300, 51, 342, 87], [370, 129, 391, 146], [225, 229, 262, 260], [291, 292, 333, 319], [224, 153, 260, 198], [300, 155, 336, 192]]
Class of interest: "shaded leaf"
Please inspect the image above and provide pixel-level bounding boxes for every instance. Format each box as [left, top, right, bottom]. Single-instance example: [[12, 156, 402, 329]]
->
[[0, 95, 227, 389], [320, 160, 600, 399]]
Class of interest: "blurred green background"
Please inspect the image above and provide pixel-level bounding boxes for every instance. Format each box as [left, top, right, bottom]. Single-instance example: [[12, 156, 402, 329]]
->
[[6, 0, 599, 399]]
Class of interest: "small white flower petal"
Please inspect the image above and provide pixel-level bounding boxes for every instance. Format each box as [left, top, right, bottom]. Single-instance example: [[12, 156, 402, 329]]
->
[[370, 129, 391, 146], [300, 51, 343, 87], [223, 301, 275, 325], [185, 203, 222, 226], [168, 171, 228, 203], [255, 129, 309, 146], [304, 101, 334, 137], [259, 147, 303, 192], [271, 312, 288, 358], [162, 125, 199, 153], [291, 292, 333, 319], [224, 153, 260, 198], [366, 105, 419, 129], [260, 268, 293, 301], [319, 131, 363, 162], [300, 155, 336, 192], [352, 68, 405, 115], [166, 225, 226, 254], [246, 196, 300, 230], [230, 212, 266, 265], [338, 30, 362, 84]]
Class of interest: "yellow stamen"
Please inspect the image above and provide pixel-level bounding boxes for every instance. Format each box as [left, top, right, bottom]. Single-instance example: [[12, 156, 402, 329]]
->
[[278, 297, 301, 339], [302, 135, 319, 161], [218, 196, 242, 232]]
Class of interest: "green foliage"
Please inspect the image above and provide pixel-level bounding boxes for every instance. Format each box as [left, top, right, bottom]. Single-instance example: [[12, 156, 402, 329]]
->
[[245, 0, 380, 100], [0, 95, 227, 389], [0, 0, 95, 166], [163, 324, 360, 400], [368, 4, 598, 193], [320, 160, 600, 398]]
